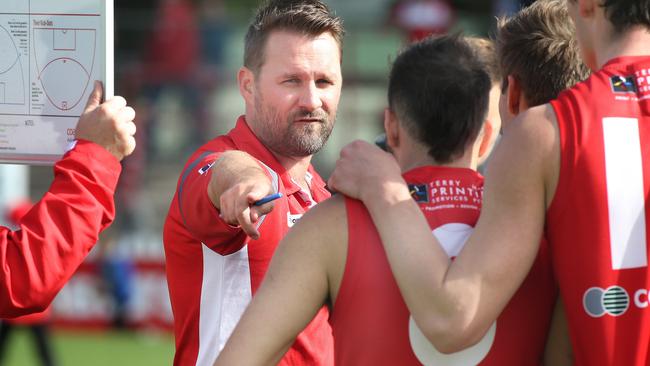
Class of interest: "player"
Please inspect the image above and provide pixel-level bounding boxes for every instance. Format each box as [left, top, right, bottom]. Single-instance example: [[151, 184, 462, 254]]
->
[[0, 81, 136, 317], [328, 0, 650, 364], [215, 34, 538, 366]]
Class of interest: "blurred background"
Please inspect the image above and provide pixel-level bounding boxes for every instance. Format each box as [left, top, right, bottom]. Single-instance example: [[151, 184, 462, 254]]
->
[[1, 0, 533, 364]]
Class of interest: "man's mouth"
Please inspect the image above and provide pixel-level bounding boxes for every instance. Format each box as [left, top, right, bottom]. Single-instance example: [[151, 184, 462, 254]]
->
[[295, 117, 323, 123]]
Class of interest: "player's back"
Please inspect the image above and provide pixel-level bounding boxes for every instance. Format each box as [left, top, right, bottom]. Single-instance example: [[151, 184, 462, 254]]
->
[[332, 166, 556, 365], [548, 56, 650, 365]]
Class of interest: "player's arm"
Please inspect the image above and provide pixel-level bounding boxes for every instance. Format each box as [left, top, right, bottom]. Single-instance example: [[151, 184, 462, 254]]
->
[[0, 83, 135, 317], [214, 196, 346, 366], [207, 150, 277, 239], [543, 297, 573, 366], [329, 104, 558, 352]]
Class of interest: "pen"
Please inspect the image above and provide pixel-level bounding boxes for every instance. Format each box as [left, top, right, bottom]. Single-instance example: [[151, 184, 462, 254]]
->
[[253, 192, 283, 206]]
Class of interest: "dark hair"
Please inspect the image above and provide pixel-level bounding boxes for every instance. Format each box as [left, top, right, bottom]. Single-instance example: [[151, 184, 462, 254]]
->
[[497, 0, 590, 106], [244, 0, 345, 74], [388, 34, 491, 164], [466, 37, 502, 85], [600, 0, 650, 33]]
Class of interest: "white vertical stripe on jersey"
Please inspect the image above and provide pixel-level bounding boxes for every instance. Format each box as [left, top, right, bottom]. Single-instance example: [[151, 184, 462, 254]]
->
[[602, 117, 647, 270], [196, 244, 252, 365]]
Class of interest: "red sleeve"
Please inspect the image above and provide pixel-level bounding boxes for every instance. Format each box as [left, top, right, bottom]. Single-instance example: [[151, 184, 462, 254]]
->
[[177, 151, 273, 254], [0, 139, 121, 318]]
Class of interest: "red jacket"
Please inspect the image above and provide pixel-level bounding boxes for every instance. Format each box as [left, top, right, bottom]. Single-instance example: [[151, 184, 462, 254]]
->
[[0, 140, 121, 318]]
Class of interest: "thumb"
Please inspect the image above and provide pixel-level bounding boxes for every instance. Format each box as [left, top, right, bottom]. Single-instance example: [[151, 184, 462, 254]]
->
[[247, 184, 272, 204], [84, 81, 103, 112], [326, 175, 336, 191]]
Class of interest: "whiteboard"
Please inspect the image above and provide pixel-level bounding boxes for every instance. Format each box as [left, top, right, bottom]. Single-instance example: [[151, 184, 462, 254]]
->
[[0, 0, 113, 165]]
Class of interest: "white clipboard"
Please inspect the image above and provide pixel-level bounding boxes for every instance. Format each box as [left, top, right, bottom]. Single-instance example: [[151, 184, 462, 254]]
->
[[0, 0, 113, 165]]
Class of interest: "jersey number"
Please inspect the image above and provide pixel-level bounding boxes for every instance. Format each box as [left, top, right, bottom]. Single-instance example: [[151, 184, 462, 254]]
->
[[602, 117, 647, 270]]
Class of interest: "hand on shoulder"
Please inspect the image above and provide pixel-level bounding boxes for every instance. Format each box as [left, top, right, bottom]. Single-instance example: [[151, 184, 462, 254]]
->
[[328, 140, 408, 204]]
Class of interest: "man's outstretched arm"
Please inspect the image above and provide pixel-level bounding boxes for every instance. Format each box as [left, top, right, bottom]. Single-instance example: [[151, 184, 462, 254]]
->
[[329, 104, 559, 352], [207, 150, 277, 239], [0, 81, 136, 317], [214, 196, 346, 366]]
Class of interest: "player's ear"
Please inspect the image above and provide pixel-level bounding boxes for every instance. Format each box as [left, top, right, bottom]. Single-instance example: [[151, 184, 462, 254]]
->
[[577, 0, 596, 18], [238, 66, 255, 103], [384, 108, 400, 150], [506, 75, 522, 116], [478, 121, 494, 159]]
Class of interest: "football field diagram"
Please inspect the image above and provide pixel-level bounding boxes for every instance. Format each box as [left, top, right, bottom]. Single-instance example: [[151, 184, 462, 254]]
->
[[33, 27, 96, 111], [0, 0, 110, 163], [0, 24, 26, 106]]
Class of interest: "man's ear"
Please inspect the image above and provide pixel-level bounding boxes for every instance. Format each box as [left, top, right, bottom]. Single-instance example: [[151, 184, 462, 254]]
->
[[507, 75, 522, 116], [577, 0, 596, 18], [478, 122, 494, 159], [384, 108, 400, 150], [238, 66, 255, 103]]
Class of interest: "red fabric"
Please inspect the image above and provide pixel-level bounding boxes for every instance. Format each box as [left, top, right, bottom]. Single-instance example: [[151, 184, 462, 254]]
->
[[332, 166, 556, 365], [4, 199, 51, 324], [0, 140, 120, 318], [548, 56, 650, 365], [164, 116, 333, 366], [391, 0, 455, 42]]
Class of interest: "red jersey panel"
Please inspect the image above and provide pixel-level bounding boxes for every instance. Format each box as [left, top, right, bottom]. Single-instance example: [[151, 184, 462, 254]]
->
[[332, 166, 556, 366], [163, 117, 333, 366], [548, 56, 650, 365]]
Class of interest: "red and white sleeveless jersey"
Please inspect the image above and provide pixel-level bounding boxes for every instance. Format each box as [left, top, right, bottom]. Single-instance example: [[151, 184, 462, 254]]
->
[[548, 56, 650, 365], [331, 166, 557, 365]]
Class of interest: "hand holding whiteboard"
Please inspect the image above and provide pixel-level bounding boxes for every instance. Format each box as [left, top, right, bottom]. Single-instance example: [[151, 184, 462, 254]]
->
[[75, 81, 135, 161], [0, 0, 113, 164]]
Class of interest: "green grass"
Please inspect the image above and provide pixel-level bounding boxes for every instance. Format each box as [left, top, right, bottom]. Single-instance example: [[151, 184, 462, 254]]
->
[[2, 328, 174, 366]]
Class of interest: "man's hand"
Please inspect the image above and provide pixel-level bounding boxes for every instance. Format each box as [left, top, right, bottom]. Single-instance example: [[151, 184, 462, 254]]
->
[[75, 81, 136, 161], [218, 178, 276, 240], [328, 140, 408, 204], [208, 151, 276, 239]]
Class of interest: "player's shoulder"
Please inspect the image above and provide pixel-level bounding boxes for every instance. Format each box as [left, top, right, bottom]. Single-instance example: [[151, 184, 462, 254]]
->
[[287, 194, 348, 252], [507, 104, 558, 143], [497, 103, 559, 182], [282, 194, 349, 271], [298, 194, 348, 229]]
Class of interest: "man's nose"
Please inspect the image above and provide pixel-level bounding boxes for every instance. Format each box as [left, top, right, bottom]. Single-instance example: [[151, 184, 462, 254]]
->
[[298, 83, 323, 111]]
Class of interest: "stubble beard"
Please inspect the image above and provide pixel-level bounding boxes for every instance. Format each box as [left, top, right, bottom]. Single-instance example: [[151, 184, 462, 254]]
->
[[253, 102, 335, 158]]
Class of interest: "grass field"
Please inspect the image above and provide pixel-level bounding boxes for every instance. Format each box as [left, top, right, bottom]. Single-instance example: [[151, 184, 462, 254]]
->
[[2, 328, 175, 366]]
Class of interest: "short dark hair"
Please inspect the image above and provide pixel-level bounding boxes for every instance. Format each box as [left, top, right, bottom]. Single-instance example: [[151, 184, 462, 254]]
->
[[388, 34, 491, 164], [600, 0, 650, 33], [244, 0, 345, 74], [466, 37, 502, 85], [497, 0, 590, 106]]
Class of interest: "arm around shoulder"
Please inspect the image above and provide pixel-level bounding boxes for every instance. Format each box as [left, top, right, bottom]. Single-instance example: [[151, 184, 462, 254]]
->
[[214, 196, 347, 366], [333, 106, 559, 353], [424, 104, 559, 351]]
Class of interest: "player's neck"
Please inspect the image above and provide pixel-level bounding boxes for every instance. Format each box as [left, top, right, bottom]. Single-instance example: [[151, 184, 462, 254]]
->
[[274, 153, 313, 190], [597, 27, 650, 69], [397, 148, 476, 173]]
